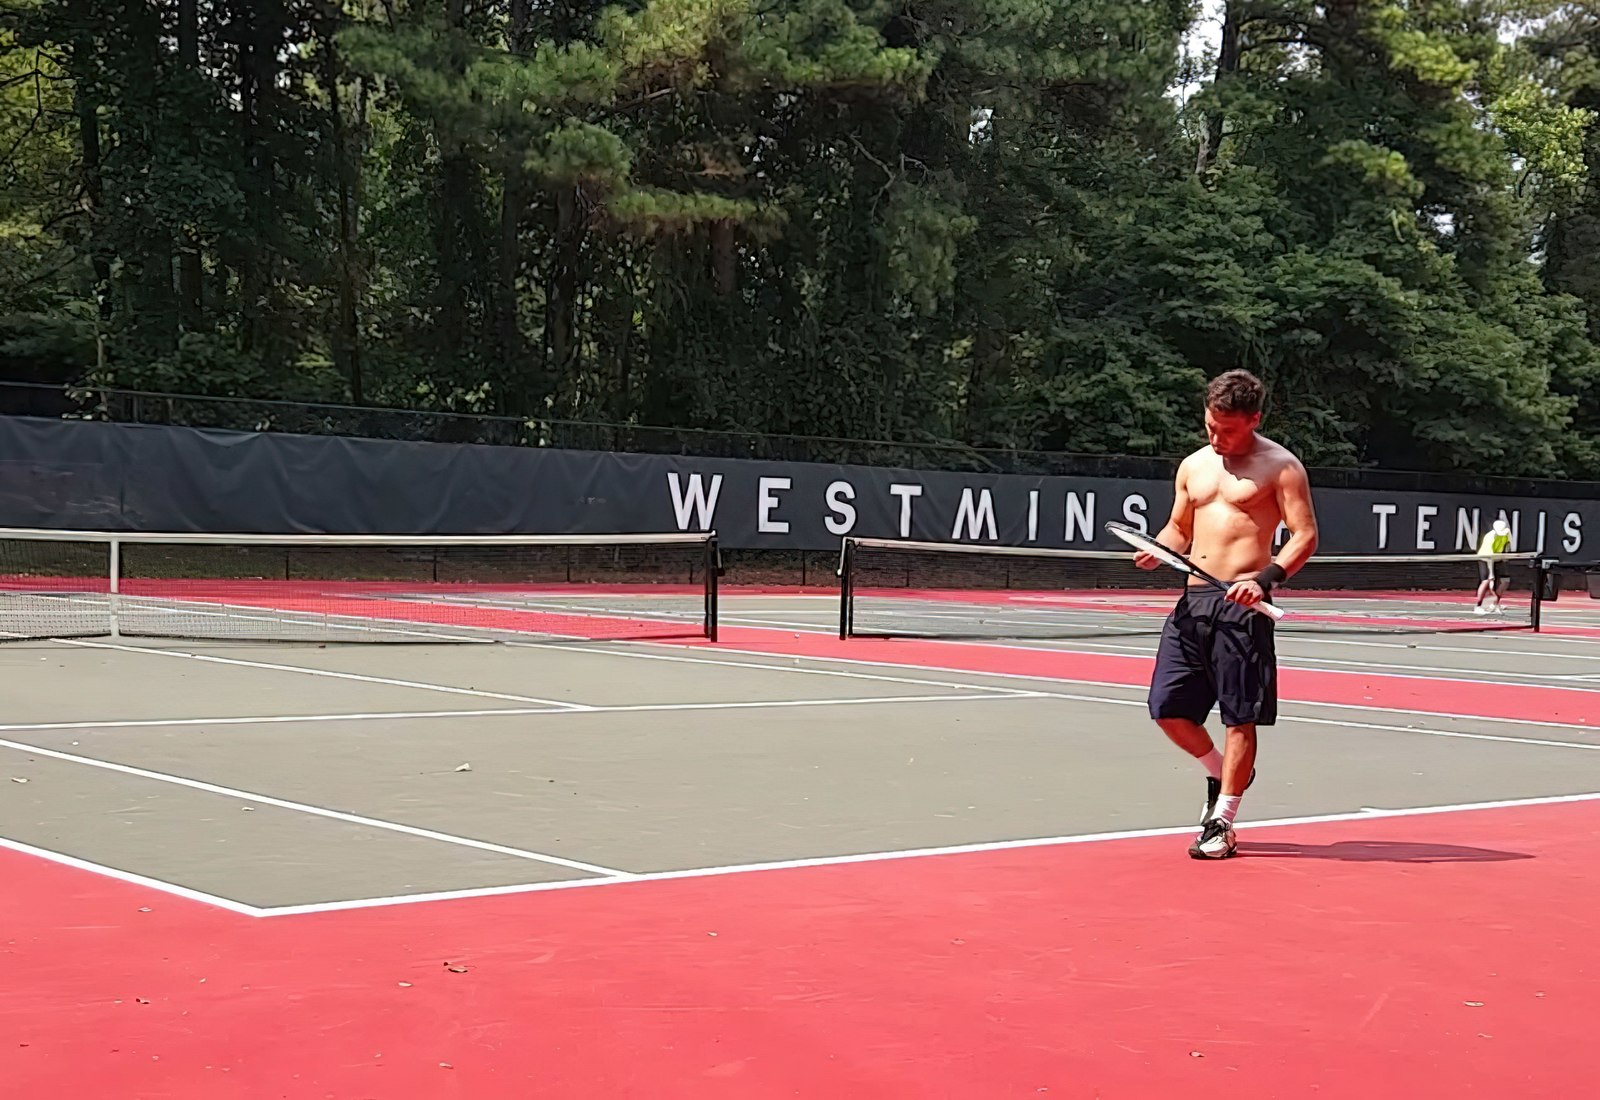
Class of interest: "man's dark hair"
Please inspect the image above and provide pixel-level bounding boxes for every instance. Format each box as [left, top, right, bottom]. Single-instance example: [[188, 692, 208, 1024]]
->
[[1205, 369, 1266, 415]]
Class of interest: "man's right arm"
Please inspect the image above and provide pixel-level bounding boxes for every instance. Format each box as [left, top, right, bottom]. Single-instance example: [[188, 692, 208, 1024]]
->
[[1156, 458, 1195, 554], [1135, 458, 1194, 568]]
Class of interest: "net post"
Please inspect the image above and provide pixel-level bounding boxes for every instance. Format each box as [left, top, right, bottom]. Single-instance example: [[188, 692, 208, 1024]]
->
[[107, 537, 122, 639], [1532, 558, 1548, 633], [704, 534, 720, 642], [837, 538, 855, 640]]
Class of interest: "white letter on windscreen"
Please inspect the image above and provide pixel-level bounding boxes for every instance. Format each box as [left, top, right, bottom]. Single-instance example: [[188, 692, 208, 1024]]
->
[[890, 484, 923, 538], [952, 488, 998, 541], [1372, 503, 1397, 550], [668, 472, 722, 531], [1121, 494, 1148, 534], [824, 481, 857, 536], [758, 476, 791, 534]]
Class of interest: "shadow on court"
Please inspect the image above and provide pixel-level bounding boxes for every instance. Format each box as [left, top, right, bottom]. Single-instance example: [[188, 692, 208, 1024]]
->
[[1239, 839, 1533, 863]]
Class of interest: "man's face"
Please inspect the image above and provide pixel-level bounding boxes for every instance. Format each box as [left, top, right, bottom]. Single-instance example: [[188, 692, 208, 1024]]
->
[[1205, 406, 1260, 457]]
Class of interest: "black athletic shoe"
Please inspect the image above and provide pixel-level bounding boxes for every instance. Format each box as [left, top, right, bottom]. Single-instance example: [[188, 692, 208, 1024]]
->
[[1200, 768, 1256, 824], [1188, 817, 1238, 860]]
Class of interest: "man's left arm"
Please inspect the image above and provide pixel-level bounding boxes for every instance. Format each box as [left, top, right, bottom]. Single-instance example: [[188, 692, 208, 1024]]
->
[[1227, 459, 1319, 607], [1267, 458, 1319, 581]]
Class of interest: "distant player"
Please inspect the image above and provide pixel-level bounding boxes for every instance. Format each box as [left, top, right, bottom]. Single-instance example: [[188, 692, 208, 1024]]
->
[[1475, 518, 1512, 615], [1135, 370, 1319, 859]]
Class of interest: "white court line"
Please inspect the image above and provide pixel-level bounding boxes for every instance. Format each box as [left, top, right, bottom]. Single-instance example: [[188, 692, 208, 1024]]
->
[[414, 593, 683, 617], [54, 637, 595, 710], [1285, 717, 1600, 751], [338, 592, 701, 633], [665, 607, 1600, 687], [0, 737, 627, 878], [597, 691, 1043, 713], [49, 590, 745, 654], [504, 638, 1037, 697], [1020, 688, 1600, 747], [561, 636, 1600, 734], [258, 789, 1600, 917], [727, 608, 1159, 635], [2, 672, 1579, 747], [863, 598, 1600, 642], [725, 614, 1595, 690], [881, 602, 1600, 646], [852, 629, 1576, 686], [989, 637, 1600, 687], [77, 586, 1591, 687], [0, 707, 566, 733], [0, 692, 1041, 735], [61, 587, 1600, 659], [51, 592, 503, 644], [54, 591, 708, 647], [505, 633, 1600, 723], [784, 612, 1585, 660], [0, 834, 266, 916], [1267, 635, 1600, 662], [720, 594, 838, 601], [759, 682, 1600, 752]]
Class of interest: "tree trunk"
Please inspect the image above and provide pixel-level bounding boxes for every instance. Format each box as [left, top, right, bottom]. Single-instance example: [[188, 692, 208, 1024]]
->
[[611, 251, 637, 421], [710, 220, 736, 297], [176, 0, 204, 325], [320, 2, 365, 405], [1197, 2, 1242, 176], [548, 185, 579, 392], [129, 3, 176, 354], [235, 2, 283, 360], [497, 0, 533, 412], [74, 66, 111, 325], [143, 236, 176, 347], [434, 0, 471, 364], [237, 8, 261, 351]]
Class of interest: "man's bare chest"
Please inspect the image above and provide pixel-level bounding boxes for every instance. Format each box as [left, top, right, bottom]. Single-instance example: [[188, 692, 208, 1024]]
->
[[1189, 465, 1276, 511]]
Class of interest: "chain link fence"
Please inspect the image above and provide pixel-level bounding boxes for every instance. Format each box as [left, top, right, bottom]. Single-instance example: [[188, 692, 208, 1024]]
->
[[5, 380, 1599, 499]]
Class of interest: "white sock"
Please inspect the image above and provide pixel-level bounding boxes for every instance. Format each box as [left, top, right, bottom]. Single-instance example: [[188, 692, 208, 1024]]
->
[[1213, 795, 1242, 825], [1196, 748, 1224, 780]]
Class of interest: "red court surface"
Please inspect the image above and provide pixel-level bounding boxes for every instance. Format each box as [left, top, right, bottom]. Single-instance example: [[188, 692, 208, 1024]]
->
[[6, 589, 1598, 1098], [3, 797, 1594, 1099], [698, 625, 1600, 726]]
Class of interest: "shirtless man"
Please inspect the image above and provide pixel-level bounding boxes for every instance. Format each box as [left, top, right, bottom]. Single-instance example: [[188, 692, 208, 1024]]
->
[[1135, 370, 1319, 859]]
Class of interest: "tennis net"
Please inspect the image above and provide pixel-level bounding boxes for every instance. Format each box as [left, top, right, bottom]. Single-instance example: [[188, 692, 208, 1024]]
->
[[0, 529, 720, 644], [838, 537, 1544, 639]]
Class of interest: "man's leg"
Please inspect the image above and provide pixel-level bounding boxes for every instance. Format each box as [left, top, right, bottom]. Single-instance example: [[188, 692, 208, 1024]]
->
[[1156, 717, 1219, 764], [1149, 594, 1222, 821], [1155, 718, 1224, 820], [1211, 722, 1257, 826], [1190, 604, 1275, 860], [1477, 565, 1503, 613]]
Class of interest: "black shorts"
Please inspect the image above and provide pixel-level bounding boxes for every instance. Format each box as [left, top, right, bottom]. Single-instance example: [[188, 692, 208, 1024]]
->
[[1479, 561, 1498, 583], [1148, 587, 1278, 728]]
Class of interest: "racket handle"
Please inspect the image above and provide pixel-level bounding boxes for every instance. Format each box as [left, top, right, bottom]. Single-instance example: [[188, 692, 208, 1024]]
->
[[1204, 577, 1288, 620]]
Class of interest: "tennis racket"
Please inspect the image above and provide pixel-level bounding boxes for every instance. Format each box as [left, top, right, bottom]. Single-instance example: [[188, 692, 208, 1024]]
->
[[1103, 521, 1286, 620]]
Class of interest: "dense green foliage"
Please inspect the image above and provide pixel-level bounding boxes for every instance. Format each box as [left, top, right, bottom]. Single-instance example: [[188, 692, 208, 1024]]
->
[[3, 0, 1599, 475]]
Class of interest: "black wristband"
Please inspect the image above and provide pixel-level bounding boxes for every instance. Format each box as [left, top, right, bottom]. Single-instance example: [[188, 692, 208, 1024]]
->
[[1257, 563, 1288, 588]]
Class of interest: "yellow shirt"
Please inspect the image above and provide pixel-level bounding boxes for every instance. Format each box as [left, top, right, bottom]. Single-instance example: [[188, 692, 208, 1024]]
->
[[1478, 529, 1510, 556]]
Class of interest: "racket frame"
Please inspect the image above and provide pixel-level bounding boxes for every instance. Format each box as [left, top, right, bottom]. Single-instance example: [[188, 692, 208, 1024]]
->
[[1103, 521, 1287, 620]]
